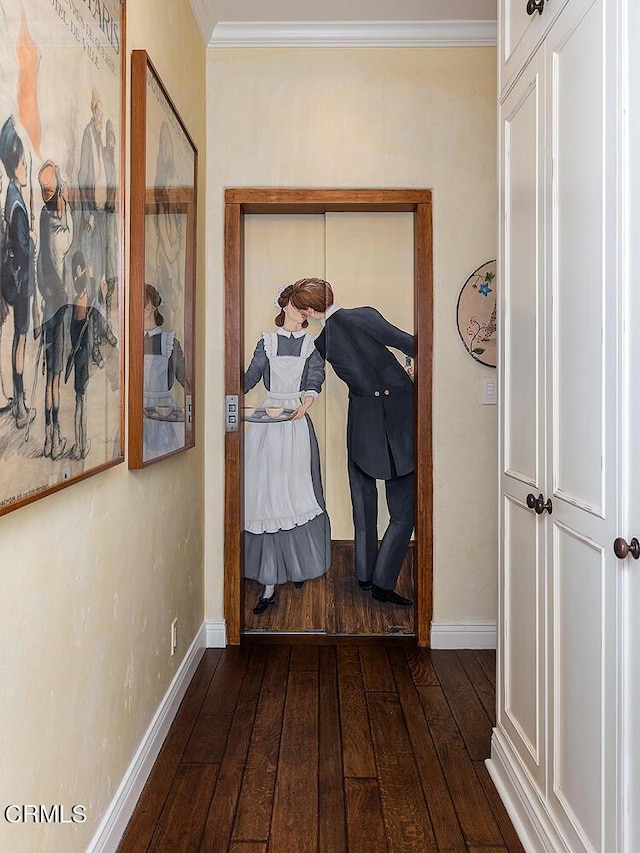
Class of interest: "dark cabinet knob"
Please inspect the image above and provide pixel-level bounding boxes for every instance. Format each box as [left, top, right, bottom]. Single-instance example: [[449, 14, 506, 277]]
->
[[526, 493, 552, 515], [535, 495, 552, 515], [613, 537, 640, 560], [527, 0, 545, 15]]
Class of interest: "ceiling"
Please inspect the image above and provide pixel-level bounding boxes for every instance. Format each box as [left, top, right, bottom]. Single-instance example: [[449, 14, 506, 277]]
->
[[190, 0, 498, 46]]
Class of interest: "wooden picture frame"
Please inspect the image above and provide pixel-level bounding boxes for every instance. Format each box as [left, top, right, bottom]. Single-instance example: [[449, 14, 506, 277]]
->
[[0, 0, 126, 517], [128, 50, 196, 468]]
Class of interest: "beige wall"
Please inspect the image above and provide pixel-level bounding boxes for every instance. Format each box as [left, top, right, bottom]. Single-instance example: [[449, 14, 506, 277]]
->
[[206, 47, 498, 626], [0, 2, 206, 851]]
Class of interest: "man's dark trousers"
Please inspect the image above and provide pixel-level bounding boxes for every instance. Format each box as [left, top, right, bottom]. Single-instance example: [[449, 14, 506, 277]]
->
[[348, 456, 414, 590]]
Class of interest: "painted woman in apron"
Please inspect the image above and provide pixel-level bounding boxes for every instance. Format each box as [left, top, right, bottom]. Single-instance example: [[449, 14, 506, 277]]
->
[[243, 284, 331, 614], [143, 283, 185, 460]]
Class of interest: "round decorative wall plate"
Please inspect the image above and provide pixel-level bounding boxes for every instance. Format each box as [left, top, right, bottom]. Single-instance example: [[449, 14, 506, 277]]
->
[[456, 259, 497, 368]]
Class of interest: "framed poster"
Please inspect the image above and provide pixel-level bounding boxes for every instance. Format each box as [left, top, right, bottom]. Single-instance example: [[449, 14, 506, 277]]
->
[[0, 0, 125, 516], [128, 50, 196, 468]]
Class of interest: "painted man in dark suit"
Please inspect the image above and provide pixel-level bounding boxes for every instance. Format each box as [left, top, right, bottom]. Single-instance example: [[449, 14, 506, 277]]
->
[[0, 115, 38, 430], [37, 159, 73, 459], [291, 277, 415, 606]]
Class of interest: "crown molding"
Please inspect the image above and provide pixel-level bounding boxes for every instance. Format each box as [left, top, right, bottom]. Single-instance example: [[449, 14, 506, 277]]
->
[[209, 20, 497, 49], [189, 0, 218, 45]]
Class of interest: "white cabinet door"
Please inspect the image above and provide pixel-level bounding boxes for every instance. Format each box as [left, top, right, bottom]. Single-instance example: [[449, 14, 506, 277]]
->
[[499, 0, 570, 96], [545, 0, 623, 849], [497, 0, 626, 849], [498, 45, 547, 793]]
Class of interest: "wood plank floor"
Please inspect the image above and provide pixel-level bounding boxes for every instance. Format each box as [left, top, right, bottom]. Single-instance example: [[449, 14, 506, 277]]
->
[[117, 644, 523, 853], [244, 543, 415, 636]]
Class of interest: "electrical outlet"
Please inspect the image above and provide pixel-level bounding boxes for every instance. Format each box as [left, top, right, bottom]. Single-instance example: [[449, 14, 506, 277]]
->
[[170, 618, 178, 656]]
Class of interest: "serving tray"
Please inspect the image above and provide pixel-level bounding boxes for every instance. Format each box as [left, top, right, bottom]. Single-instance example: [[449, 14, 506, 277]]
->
[[144, 407, 185, 423], [243, 407, 295, 423]]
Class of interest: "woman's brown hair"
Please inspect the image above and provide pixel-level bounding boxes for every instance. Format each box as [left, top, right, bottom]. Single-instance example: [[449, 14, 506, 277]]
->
[[289, 278, 334, 314], [145, 283, 164, 327], [275, 283, 309, 328]]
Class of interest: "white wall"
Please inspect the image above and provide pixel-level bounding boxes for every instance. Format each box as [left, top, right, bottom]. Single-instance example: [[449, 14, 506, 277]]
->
[[205, 46, 498, 628], [0, 1, 207, 851]]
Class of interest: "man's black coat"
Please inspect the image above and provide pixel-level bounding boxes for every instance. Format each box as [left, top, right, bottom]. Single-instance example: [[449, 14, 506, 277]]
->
[[314, 307, 415, 480]]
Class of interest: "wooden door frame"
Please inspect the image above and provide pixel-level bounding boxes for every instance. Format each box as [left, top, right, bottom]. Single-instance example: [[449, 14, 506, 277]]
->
[[224, 188, 433, 646]]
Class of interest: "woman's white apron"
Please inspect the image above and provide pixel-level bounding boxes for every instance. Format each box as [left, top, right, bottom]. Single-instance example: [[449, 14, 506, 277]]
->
[[143, 329, 184, 459], [244, 332, 322, 534]]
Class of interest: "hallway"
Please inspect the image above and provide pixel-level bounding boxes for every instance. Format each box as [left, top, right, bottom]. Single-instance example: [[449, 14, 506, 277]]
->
[[118, 643, 522, 852]]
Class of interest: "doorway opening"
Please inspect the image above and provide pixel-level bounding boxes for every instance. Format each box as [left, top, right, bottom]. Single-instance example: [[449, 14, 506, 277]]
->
[[224, 189, 433, 645]]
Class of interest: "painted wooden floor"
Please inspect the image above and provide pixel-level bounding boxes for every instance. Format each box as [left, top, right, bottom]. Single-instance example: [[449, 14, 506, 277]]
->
[[117, 643, 523, 853], [244, 542, 415, 636]]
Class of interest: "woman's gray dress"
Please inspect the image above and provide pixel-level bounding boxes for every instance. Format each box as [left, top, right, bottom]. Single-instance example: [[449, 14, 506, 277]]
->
[[243, 330, 331, 586]]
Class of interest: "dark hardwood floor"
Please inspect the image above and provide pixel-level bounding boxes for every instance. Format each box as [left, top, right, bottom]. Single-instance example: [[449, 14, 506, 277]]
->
[[118, 643, 523, 853]]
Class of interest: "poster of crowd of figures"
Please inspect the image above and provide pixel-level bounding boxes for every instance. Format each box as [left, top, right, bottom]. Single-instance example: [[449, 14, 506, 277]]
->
[[0, 0, 125, 515]]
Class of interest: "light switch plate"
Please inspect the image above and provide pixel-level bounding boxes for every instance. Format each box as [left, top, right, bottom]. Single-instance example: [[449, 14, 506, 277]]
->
[[482, 378, 497, 405]]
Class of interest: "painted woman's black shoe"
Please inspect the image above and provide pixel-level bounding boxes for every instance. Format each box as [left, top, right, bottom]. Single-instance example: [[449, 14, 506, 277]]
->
[[358, 579, 372, 591], [253, 593, 277, 615], [293, 581, 305, 588]]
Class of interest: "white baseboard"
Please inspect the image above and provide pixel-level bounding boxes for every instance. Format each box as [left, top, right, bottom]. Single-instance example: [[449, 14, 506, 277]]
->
[[205, 619, 227, 647], [87, 622, 207, 853], [430, 621, 497, 649], [486, 727, 570, 853]]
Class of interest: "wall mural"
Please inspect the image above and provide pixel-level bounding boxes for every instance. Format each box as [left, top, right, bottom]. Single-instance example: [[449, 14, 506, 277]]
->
[[242, 277, 416, 618]]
